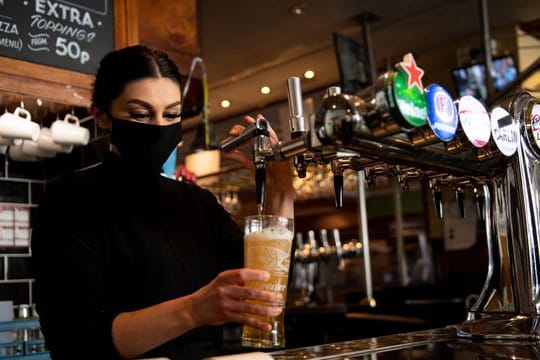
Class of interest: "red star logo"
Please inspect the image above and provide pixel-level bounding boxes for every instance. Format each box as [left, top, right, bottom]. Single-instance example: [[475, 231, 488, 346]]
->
[[399, 53, 424, 91]]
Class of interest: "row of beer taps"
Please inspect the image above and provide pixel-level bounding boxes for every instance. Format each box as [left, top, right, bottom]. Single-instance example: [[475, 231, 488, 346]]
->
[[220, 76, 502, 216], [293, 228, 362, 306], [219, 61, 540, 339]]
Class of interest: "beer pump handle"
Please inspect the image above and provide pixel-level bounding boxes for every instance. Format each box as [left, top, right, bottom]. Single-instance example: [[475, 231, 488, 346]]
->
[[320, 229, 330, 248], [331, 159, 344, 208], [287, 77, 308, 178], [332, 228, 345, 270], [333, 174, 344, 208], [433, 188, 443, 219], [307, 230, 318, 257], [220, 118, 270, 211], [287, 77, 306, 136], [456, 187, 465, 218], [220, 118, 270, 152], [474, 187, 485, 222]]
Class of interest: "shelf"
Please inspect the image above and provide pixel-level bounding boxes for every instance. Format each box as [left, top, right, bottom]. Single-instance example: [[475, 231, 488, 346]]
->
[[0, 319, 40, 331]]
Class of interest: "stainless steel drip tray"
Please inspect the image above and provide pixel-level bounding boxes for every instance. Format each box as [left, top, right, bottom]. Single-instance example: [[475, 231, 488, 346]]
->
[[269, 327, 540, 359]]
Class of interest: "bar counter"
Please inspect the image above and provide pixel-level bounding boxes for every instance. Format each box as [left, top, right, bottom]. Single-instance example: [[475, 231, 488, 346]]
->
[[268, 327, 540, 359]]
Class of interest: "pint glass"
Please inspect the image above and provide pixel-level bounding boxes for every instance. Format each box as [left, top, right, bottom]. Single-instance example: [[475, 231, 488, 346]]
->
[[241, 215, 294, 348]]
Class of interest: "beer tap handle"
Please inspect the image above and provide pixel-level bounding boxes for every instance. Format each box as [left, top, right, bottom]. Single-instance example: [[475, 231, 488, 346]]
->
[[287, 77, 306, 136], [296, 232, 304, 250], [332, 159, 344, 208], [456, 187, 465, 218], [332, 228, 345, 270], [295, 232, 305, 261], [220, 118, 269, 152], [474, 187, 485, 222], [320, 229, 330, 248], [307, 230, 318, 258], [220, 118, 271, 212], [295, 156, 308, 178], [333, 173, 344, 208], [432, 188, 443, 219], [286, 77, 308, 178], [319, 229, 331, 257]]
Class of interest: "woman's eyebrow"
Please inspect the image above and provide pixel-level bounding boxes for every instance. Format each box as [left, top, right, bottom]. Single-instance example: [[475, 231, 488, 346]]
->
[[126, 99, 152, 108], [165, 101, 182, 109], [125, 99, 182, 109]]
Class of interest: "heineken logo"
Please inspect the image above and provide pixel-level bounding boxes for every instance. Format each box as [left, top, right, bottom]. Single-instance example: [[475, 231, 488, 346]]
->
[[392, 53, 427, 127], [399, 53, 425, 91]]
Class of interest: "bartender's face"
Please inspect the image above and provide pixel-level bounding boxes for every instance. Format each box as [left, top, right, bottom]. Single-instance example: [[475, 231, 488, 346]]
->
[[96, 77, 182, 127]]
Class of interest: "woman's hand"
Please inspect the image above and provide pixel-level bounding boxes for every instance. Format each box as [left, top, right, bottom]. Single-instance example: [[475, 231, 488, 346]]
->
[[222, 114, 277, 171], [185, 269, 282, 331]]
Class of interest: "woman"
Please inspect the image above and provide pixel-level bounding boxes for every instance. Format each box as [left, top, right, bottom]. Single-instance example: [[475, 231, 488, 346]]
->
[[31, 45, 294, 359]]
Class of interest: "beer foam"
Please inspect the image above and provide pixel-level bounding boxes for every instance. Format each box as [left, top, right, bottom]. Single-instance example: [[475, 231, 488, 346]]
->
[[246, 227, 294, 241]]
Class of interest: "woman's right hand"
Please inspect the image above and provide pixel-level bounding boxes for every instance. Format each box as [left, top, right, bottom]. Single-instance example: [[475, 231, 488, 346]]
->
[[185, 269, 283, 331]]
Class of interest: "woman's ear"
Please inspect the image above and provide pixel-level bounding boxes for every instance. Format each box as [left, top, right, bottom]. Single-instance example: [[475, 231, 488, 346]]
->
[[91, 104, 111, 129]]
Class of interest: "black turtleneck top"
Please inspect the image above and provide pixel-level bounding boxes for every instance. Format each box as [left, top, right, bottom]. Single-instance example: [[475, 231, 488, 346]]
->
[[31, 152, 244, 360]]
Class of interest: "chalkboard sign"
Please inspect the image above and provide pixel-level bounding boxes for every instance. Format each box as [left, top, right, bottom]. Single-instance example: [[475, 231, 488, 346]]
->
[[0, 0, 114, 74]]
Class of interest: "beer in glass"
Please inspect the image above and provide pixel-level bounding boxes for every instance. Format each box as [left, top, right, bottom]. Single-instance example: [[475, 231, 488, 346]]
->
[[241, 215, 294, 348]]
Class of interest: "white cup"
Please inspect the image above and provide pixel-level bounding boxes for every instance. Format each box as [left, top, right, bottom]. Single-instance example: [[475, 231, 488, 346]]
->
[[0, 136, 22, 146], [0, 107, 40, 141], [51, 114, 89, 146], [8, 145, 39, 162], [0, 144, 7, 155], [21, 140, 56, 158], [37, 127, 73, 153]]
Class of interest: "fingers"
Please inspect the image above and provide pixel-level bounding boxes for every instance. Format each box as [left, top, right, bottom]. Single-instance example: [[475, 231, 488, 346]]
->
[[229, 114, 279, 144], [222, 284, 282, 305], [219, 268, 270, 283], [224, 311, 274, 332], [228, 124, 246, 137], [193, 269, 285, 331]]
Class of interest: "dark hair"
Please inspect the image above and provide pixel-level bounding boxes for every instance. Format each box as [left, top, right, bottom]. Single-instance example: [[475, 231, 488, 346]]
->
[[91, 45, 183, 111]]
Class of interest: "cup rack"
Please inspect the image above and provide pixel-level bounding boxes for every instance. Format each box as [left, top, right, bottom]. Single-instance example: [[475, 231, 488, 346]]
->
[[0, 319, 49, 359]]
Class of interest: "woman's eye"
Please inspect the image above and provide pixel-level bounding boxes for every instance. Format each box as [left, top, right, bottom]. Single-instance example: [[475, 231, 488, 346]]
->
[[130, 113, 151, 121], [164, 113, 182, 120]]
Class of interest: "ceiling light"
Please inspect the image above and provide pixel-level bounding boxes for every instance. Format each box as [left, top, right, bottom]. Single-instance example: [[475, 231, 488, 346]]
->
[[260, 86, 271, 95], [304, 70, 315, 79], [220, 99, 231, 108], [289, 2, 308, 15]]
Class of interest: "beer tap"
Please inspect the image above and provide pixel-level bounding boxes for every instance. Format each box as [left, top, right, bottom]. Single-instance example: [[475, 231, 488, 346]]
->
[[319, 229, 335, 304], [319, 229, 331, 257], [429, 179, 443, 219], [287, 77, 308, 179], [221, 117, 271, 212], [364, 164, 391, 190], [331, 158, 348, 208], [455, 185, 466, 218], [474, 186, 485, 222], [395, 166, 423, 192], [306, 230, 318, 303], [332, 228, 345, 270]]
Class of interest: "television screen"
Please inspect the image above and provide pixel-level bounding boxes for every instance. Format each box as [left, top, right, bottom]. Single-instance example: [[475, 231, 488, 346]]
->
[[333, 33, 370, 94], [451, 55, 518, 101]]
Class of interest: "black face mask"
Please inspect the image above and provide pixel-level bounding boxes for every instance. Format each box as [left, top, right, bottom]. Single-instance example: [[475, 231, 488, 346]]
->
[[109, 118, 182, 175]]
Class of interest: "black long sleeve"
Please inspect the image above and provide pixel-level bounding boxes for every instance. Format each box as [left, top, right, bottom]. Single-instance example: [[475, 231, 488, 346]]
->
[[31, 153, 244, 359]]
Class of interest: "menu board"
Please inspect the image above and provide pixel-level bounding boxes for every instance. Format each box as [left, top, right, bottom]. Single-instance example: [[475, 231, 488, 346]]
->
[[0, 0, 114, 74]]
